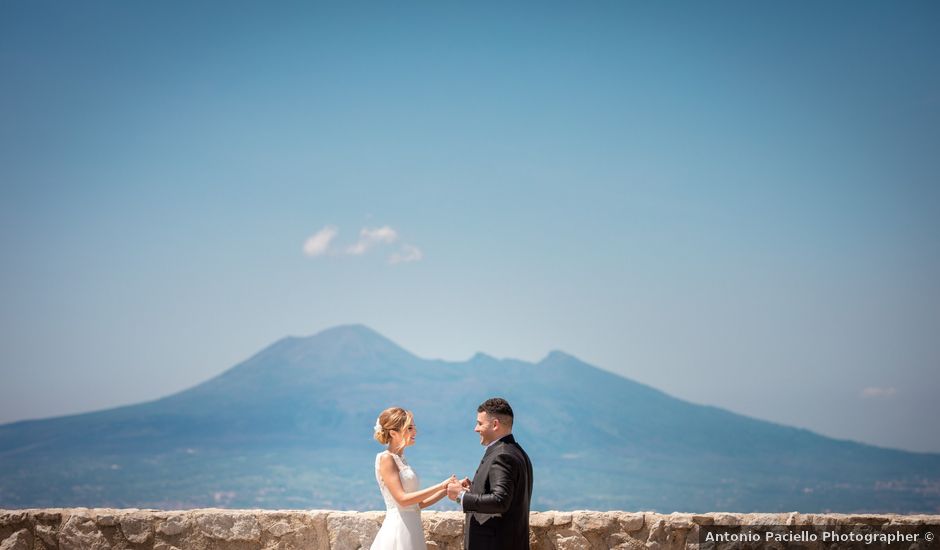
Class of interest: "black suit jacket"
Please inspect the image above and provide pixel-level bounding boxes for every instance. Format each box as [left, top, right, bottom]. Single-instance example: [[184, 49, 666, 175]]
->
[[462, 434, 533, 550]]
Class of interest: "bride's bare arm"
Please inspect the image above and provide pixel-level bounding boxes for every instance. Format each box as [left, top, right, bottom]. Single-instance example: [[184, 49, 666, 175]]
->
[[379, 454, 452, 508], [419, 488, 448, 509]]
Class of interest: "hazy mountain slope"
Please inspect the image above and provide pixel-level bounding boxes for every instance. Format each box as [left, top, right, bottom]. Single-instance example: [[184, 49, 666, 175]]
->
[[1, 325, 937, 512]]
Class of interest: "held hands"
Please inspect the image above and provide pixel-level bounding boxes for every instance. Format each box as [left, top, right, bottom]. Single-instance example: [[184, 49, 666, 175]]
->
[[447, 476, 470, 502], [441, 475, 458, 491]]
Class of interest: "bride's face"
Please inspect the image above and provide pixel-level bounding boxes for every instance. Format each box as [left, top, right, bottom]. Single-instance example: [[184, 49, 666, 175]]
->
[[393, 422, 417, 448]]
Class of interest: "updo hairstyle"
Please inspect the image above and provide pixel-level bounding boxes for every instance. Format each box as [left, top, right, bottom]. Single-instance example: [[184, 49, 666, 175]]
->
[[373, 407, 413, 446]]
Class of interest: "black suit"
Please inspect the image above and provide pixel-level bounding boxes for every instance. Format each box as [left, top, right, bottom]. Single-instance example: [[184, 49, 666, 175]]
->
[[461, 434, 533, 550]]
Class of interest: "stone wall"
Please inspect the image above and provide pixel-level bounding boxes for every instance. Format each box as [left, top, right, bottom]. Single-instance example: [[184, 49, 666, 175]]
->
[[2, 509, 938, 550]]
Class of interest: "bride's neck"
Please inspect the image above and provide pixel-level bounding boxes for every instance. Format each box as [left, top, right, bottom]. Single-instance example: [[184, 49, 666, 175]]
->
[[386, 445, 404, 456]]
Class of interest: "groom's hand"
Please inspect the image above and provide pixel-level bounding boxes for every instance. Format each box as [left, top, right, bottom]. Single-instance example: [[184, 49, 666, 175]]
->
[[446, 481, 463, 501], [460, 477, 471, 489]]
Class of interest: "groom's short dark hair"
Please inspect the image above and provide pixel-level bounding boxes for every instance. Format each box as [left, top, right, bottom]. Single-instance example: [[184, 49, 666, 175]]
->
[[478, 397, 514, 428]]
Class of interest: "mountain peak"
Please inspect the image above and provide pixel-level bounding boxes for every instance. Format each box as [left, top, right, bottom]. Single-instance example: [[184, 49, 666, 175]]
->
[[312, 324, 386, 340], [239, 324, 414, 369], [539, 349, 579, 364], [293, 324, 414, 361]]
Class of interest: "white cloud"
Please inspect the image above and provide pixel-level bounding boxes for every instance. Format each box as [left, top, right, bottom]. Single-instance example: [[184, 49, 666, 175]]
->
[[346, 226, 399, 255], [303, 226, 338, 257], [304, 225, 419, 263], [389, 244, 423, 265], [860, 387, 897, 399]]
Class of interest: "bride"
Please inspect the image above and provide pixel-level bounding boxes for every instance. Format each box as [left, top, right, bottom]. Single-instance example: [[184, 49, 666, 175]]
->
[[370, 407, 454, 550]]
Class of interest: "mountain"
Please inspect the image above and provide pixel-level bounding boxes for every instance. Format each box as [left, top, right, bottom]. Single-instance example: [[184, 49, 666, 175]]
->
[[1, 324, 938, 512]]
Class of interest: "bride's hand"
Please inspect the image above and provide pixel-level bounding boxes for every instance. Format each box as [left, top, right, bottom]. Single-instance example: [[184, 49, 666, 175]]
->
[[441, 475, 458, 489]]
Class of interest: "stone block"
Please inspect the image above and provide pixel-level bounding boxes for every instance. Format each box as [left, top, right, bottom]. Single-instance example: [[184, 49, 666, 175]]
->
[[607, 532, 645, 550], [96, 514, 118, 527], [710, 513, 739, 526], [34, 525, 57, 548], [327, 512, 380, 550], [612, 512, 644, 533], [0, 514, 26, 529], [646, 518, 666, 543], [423, 514, 462, 537], [119, 513, 153, 545], [747, 513, 788, 526], [260, 512, 329, 550], [666, 513, 694, 530], [554, 529, 590, 550], [846, 515, 888, 526], [155, 513, 188, 537], [59, 514, 111, 550], [194, 510, 261, 542], [270, 510, 330, 550], [573, 511, 610, 534], [0, 529, 31, 550], [528, 512, 553, 529], [267, 521, 295, 537], [29, 512, 61, 524]]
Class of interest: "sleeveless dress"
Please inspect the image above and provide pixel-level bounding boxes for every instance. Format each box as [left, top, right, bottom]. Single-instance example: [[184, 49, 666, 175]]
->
[[370, 451, 427, 550]]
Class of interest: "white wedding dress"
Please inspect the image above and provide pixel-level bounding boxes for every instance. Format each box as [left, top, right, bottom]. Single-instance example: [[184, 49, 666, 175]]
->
[[370, 451, 427, 550]]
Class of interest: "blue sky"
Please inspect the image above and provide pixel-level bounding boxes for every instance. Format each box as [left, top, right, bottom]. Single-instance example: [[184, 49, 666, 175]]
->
[[2, 1, 939, 452]]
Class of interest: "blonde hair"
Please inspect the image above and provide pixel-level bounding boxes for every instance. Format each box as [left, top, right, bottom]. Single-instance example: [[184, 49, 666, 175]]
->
[[373, 407, 414, 450]]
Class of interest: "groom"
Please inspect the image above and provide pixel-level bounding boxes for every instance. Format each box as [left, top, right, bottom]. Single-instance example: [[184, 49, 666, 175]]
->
[[447, 398, 533, 550]]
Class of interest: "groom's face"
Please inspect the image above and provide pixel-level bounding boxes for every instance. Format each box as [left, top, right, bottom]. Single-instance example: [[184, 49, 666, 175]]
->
[[474, 411, 499, 446]]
